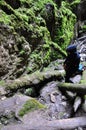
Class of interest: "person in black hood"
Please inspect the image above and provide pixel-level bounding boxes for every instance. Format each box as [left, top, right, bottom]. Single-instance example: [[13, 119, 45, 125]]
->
[[64, 44, 82, 83]]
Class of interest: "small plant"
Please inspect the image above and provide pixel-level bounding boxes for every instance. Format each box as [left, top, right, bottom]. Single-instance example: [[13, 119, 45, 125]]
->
[[19, 50, 25, 55], [25, 88, 34, 96]]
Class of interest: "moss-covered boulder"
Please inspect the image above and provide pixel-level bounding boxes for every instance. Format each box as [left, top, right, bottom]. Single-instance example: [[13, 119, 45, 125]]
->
[[18, 98, 46, 117], [0, 0, 79, 78]]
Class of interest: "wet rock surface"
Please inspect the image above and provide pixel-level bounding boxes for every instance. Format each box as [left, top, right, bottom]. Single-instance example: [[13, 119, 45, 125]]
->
[[39, 81, 72, 119], [0, 94, 31, 125]]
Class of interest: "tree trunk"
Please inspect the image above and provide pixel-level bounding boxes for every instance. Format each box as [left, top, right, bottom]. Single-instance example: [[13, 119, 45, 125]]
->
[[58, 82, 86, 95], [3, 71, 86, 95], [5, 70, 64, 93], [1, 116, 86, 130], [44, 116, 86, 130]]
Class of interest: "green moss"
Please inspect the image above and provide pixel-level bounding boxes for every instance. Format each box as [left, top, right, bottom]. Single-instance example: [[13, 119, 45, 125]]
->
[[81, 71, 86, 84], [26, 23, 66, 73], [26, 67, 33, 73], [0, 80, 5, 86], [33, 0, 56, 11], [71, 0, 80, 9], [0, 0, 14, 14], [20, 0, 33, 8], [26, 25, 53, 73], [81, 80, 86, 84], [81, 25, 86, 33], [19, 98, 46, 116], [14, 8, 35, 23], [0, 10, 11, 24], [19, 50, 25, 55], [0, 0, 77, 75], [6, 77, 28, 90], [55, 1, 76, 50], [84, 95, 86, 100]]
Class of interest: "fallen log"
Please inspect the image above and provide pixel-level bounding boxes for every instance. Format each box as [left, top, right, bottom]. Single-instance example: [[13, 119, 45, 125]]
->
[[1, 116, 86, 130], [45, 116, 86, 130], [58, 82, 86, 95], [2, 70, 86, 96], [4, 70, 65, 93]]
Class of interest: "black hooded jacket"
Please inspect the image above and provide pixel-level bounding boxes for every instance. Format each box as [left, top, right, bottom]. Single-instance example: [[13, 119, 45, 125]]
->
[[64, 52, 80, 77]]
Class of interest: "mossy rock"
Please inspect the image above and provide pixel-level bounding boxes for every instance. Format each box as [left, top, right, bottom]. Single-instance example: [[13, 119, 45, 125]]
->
[[18, 98, 46, 117], [0, 0, 78, 78], [55, 1, 76, 50]]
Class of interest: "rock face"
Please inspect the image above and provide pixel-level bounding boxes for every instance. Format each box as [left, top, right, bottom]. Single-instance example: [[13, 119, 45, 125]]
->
[[0, 23, 30, 80], [0, 24, 16, 78], [4, 0, 20, 9], [0, 0, 76, 78], [44, 3, 55, 40], [73, 0, 86, 39], [77, 0, 86, 22], [53, 0, 62, 8]]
